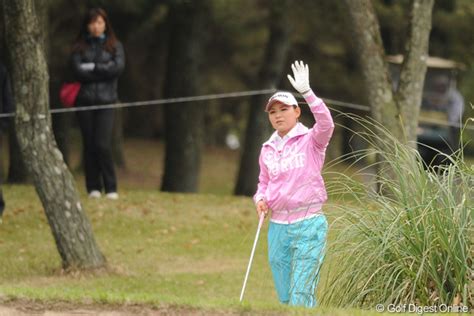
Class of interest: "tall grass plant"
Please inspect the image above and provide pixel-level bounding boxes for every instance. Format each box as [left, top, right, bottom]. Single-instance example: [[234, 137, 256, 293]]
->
[[320, 114, 473, 309]]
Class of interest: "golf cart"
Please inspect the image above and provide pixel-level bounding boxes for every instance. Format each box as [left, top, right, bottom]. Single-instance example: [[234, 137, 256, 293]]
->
[[387, 55, 465, 166]]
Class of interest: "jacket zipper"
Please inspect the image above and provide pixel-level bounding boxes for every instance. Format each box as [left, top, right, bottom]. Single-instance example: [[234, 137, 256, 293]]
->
[[93, 41, 99, 103]]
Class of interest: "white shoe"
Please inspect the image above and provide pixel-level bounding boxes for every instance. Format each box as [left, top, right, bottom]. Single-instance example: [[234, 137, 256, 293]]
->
[[106, 192, 119, 200], [89, 190, 101, 198]]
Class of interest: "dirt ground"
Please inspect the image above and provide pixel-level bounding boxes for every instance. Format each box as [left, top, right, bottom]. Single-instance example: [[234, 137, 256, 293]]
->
[[0, 300, 247, 316]]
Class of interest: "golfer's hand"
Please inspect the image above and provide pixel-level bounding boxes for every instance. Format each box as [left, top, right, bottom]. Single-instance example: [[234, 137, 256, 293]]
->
[[256, 200, 269, 218], [287, 60, 311, 94]]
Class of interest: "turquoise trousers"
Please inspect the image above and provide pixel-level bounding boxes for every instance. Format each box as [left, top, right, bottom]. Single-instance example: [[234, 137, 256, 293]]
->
[[268, 214, 328, 307]]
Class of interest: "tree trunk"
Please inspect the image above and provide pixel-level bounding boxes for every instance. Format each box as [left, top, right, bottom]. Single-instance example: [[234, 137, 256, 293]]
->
[[4, 0, 50, 181], [234, 0, 291, 196], [37, 0, 69, 168], [396, 0, 434, 144], [343, 0, 402, 140], [343, 0, 434, 144], [35, 0, 49, 59], [45, 0, 73, 167], [161, 0, 209, 192], [0, 3, 27, 183], [51, 110, 72, 166], [342, 0, 434, 190], [3, 0, 106, 270]]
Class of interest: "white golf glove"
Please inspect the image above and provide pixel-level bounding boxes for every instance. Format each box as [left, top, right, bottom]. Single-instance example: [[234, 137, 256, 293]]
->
[[80, 62, 95, 71], [287, 60, 311, 94]]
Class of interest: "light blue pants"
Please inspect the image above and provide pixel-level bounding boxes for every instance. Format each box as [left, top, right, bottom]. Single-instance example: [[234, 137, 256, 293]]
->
[[268, 215, 328, 308]]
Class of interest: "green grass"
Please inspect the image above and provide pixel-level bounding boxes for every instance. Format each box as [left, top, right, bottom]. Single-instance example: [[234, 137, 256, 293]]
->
[[0, 186, 268, 308], [65, 137, 241, 195], [1, 185, 432, 315], [1, 136, 471, 314]]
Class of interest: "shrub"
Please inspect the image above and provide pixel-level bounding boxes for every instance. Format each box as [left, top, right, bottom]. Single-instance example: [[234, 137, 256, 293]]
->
[[320, 114, 473, 309]]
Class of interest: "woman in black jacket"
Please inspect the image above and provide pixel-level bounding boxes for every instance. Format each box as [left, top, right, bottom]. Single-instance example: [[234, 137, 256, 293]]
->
[[71, 8, 125, 199]]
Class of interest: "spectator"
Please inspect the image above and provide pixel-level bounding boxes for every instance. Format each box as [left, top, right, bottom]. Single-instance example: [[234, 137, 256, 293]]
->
[[70, 8, 125, 199], [447, 87, 464, 151]]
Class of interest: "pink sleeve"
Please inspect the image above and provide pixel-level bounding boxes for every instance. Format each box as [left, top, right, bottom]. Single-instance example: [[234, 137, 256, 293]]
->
[[253, 150, 269, 205], [303, 89, 335, 149]]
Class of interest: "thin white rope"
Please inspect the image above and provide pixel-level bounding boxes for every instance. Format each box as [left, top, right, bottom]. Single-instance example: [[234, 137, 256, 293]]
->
[[0, 88, 472, 130], [0, 89, 276, 118]]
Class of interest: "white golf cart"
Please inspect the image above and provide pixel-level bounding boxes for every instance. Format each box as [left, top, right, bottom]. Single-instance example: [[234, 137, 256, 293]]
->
[[387, 55, 465, 166]]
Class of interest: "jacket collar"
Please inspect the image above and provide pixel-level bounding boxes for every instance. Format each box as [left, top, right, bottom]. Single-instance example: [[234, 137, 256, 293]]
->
[[87, 34, 107, 44], [263, 122, 309, 148]]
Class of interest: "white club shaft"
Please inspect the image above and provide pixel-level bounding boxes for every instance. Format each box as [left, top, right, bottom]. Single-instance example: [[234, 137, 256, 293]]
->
[[240, 214, 265, 302]]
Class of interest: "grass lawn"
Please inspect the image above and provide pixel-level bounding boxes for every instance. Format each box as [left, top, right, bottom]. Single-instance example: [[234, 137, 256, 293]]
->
[[1, 138, 470, 315], [66, 138, 242, 195], [1, 186, 414, 315]]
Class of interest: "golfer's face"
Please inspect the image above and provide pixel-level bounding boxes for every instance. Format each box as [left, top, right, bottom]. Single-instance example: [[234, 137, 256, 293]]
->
[[268, 103, 300, 137]]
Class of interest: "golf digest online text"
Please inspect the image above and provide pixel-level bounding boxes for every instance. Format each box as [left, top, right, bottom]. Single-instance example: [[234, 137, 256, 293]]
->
[[375, 303, 469, 314]]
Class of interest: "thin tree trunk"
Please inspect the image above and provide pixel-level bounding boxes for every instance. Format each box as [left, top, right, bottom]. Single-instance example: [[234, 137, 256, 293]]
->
[[161, 0, 209, 192], [3, 1, 49, 182], [345, 0, 434, 193], [35, 0, 49, 59], [234, 0, 291, 196], [51, 104, 72, 166], [38, 0, 68, 167], [45, 0, 73, 166], [3, 0, 105, 269], [342, 0, 434, 189], [0, 4, 27, 183], [343, 0, 402, 140], [343, 0, 434, 144], [396, 0, 434, 144]]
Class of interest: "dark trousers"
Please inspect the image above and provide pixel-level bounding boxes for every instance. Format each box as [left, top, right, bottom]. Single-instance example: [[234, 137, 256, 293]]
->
[[0, 135, 5, 218], [77, 107, 117, 193], [0, 188, 4, 217]]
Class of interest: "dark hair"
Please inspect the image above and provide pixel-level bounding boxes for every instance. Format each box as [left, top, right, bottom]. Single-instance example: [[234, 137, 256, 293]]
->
[[72, 8, 118, 53]]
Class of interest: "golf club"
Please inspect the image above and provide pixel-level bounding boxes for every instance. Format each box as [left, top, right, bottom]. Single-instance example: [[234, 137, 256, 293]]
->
[[239, 212, 265, 302]]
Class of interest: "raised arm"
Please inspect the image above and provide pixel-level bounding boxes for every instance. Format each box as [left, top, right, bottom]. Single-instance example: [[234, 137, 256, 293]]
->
[[303, 90, 334, 149], [287, 60, 334, 149]]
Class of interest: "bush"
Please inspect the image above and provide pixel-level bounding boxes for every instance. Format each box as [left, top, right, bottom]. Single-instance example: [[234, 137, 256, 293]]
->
[[320, 114, 473, 309]]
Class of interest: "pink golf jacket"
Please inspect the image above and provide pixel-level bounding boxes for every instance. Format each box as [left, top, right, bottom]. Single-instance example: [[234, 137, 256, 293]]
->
[[254, 90, 334, 224]]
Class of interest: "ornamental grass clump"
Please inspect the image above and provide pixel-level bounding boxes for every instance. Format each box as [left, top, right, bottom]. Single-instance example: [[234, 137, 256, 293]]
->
[[321, 114, 473, 309]]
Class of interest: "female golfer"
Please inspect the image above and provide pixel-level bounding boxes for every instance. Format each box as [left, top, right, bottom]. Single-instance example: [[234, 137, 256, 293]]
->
[[254, 60, 334, 307]]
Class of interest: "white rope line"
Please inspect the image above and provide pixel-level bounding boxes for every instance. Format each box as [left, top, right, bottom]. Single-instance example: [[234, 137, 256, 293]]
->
[[0, 89, 276, 118], [298, 98, 474, 131], [0, 88, 472, 130], [321, 98, 370, 112]]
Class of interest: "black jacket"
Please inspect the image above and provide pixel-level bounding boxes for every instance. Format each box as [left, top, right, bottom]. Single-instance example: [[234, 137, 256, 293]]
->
[[71, 37, 125, 106]]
